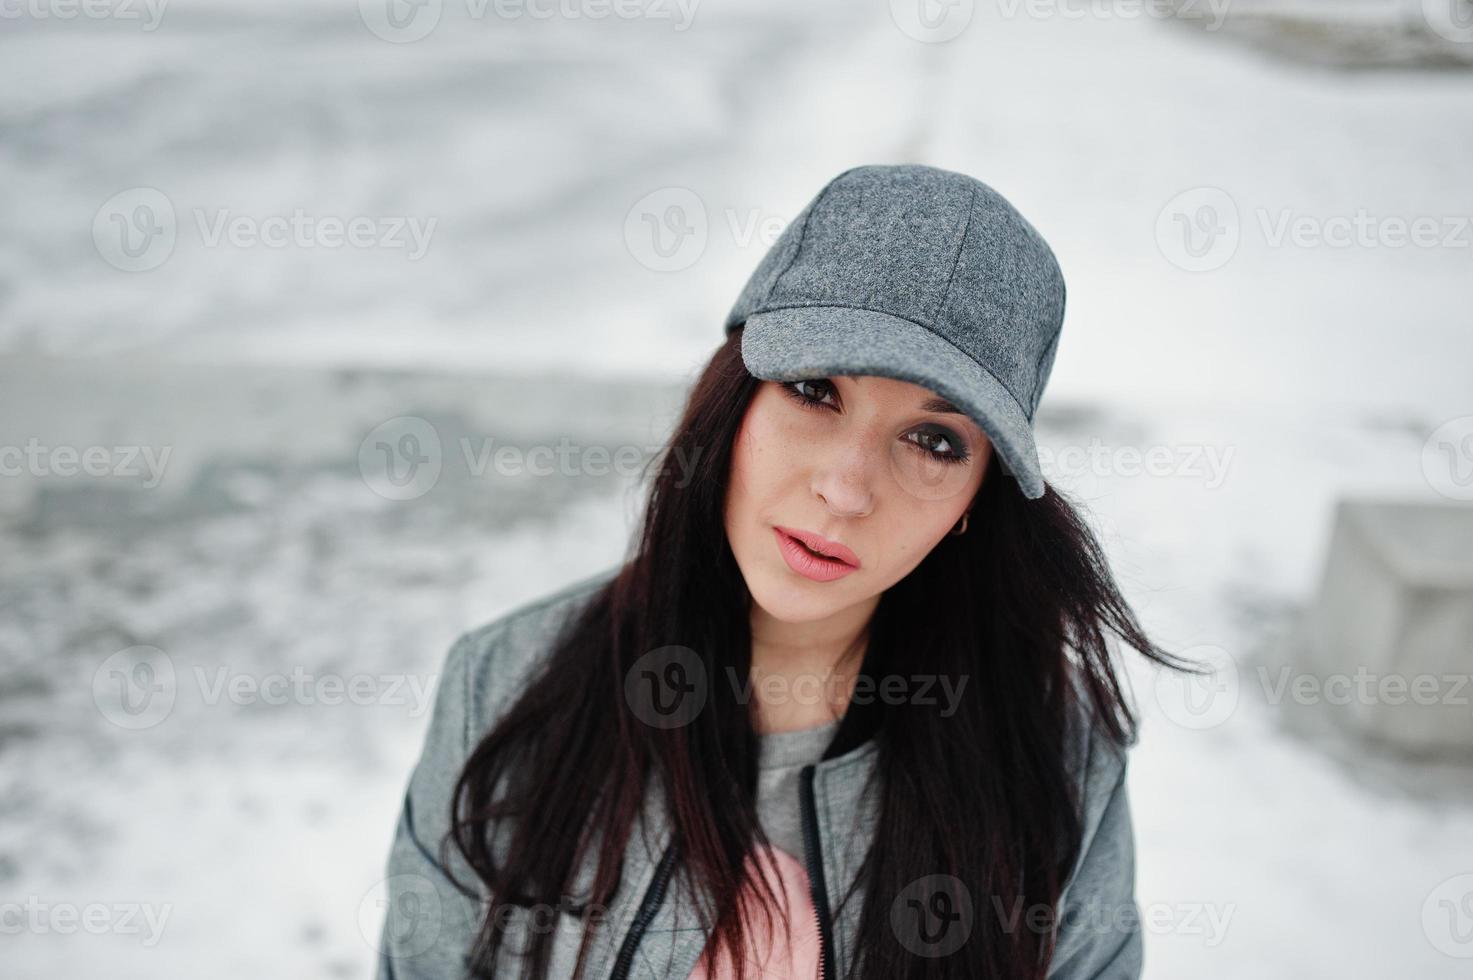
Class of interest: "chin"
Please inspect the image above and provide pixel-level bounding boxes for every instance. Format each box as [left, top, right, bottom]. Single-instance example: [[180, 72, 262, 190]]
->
[[746, 569, 851, 624]]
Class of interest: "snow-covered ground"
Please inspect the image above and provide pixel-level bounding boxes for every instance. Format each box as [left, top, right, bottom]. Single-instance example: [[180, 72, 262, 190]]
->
[[3, 1, 1472, 977]]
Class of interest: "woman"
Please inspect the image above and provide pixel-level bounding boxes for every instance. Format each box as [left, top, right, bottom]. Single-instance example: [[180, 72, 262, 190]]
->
[[375, 164, 1201, 980]]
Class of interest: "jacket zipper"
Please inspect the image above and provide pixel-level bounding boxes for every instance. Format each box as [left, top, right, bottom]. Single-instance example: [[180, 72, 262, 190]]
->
[[800, 764, 835, 980], [608, 841, 678, 980]]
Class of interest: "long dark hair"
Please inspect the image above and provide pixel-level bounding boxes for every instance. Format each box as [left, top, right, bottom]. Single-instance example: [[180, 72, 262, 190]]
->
[[443, 326, 1201, 979]]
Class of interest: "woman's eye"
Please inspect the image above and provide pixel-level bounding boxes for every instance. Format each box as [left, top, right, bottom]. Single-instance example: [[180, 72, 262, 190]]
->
[[780, 379, 836, 410], [907, 428, 970, 466]]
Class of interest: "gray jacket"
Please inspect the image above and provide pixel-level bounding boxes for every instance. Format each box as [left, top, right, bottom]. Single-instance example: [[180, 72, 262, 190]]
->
[[375, 566, 1143, 979]]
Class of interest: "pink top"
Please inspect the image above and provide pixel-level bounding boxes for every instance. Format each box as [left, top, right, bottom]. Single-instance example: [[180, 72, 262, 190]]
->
[[686, 843, 822, 980]]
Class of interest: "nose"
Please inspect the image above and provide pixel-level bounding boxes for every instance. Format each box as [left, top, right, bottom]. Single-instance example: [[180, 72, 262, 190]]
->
[[812, 443, 876, 519]]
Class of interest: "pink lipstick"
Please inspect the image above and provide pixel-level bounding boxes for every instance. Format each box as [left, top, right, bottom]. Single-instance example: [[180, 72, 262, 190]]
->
[[772, 525, 860, 582]]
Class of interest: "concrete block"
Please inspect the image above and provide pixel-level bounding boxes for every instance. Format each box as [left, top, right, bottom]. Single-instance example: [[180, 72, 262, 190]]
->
[[1298, 497, 1473, 758]]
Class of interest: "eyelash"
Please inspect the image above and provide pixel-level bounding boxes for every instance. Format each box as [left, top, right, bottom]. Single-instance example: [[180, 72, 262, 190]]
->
[[778, 380, 971, 466]]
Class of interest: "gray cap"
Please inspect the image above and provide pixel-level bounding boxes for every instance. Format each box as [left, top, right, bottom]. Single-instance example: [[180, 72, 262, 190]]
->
[[724, 163, 1065, 500]]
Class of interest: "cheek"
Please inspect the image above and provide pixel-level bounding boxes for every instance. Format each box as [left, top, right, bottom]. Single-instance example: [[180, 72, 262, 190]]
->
[[874, 503, 953, 567], [873, 467, 984, 571], [724, 407, 766, 531], [728, 393, 801, 504]]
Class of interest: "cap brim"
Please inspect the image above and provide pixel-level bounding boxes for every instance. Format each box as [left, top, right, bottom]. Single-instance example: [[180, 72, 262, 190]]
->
[[738, 306, 1046, 499]]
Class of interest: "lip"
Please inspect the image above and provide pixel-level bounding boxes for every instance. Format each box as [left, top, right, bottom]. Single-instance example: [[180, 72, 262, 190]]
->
[[772, 525, 861, 582]]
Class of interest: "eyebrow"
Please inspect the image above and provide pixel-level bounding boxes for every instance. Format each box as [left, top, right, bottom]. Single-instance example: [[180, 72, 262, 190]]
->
[[919, 396, 966, 416], [825, 377, 971, 420]]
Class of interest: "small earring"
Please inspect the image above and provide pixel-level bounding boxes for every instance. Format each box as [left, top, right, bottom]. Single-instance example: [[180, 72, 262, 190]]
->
[[950, 511, 969, 536]]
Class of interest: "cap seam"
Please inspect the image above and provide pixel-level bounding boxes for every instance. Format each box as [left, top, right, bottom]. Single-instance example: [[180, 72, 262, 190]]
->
[[753, 299, 935, 332], [1029, 323, 1063, 422], [764, 167, 864, 305], [932, 184, 977, 325]]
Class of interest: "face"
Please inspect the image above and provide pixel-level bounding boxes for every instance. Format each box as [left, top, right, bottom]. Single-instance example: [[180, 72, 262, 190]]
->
[[724, 374, 992, 626]]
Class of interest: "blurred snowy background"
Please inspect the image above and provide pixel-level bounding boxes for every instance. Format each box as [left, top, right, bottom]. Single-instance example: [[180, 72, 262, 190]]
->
[[3, 0, 1473, 976]]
